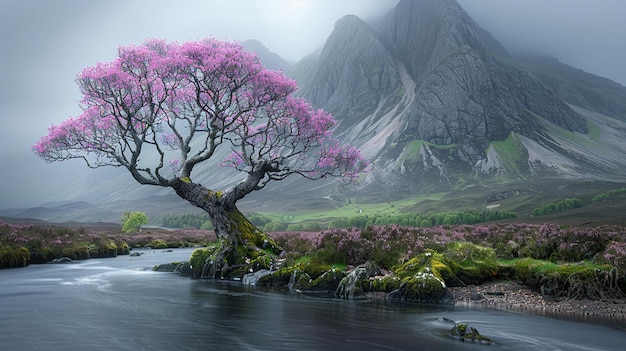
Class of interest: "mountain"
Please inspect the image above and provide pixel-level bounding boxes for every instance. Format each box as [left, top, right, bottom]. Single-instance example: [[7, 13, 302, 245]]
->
[[240, 39, 292, 71], [288, 0, 626, 199], [513, 55, 626, 121], [3, 0, 626, 224]]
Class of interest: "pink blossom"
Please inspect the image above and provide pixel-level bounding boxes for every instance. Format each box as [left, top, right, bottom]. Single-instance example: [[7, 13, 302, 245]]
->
[[33, 37, 368, 200]]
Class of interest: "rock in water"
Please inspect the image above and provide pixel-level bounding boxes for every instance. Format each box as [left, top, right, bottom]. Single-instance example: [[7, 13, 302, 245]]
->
[[242, 269, 273, 286], [49, 257, 73, 264], [449, 322, 493, 344], [385, 252, 454, 303], [335, 261, 381, 299]]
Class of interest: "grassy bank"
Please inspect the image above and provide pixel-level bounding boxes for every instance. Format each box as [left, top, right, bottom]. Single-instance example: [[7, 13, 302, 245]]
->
[[265, 223, 626, 300], [3, 219, 625, 302], [0, 221, 216, 268]]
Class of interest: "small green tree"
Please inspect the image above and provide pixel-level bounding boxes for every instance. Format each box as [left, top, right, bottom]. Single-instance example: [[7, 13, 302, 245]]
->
[[121, 211, 149, 234]]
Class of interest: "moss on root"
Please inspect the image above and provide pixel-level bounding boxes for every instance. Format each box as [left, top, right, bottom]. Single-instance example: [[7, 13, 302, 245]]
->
[[500, 258, 623, 300], [189, 237, 280, 280], [257, 257, 345, 293], [226, 208, 281, 255]]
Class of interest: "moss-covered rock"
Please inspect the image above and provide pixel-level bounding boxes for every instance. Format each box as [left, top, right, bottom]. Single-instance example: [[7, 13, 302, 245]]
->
[[152, 262, 179, 272], [257, 266, 296, 286], [147, 239, 168, 249], [336, 261, 381, 299], [116, 242, 130, 255], [309, 268, 346, 293], [449, 322, 493, 344], [369, 275, 402, 293], [255, 258, 346, 294], [89, 238, 119, 258], [388, 251, 452, 303]]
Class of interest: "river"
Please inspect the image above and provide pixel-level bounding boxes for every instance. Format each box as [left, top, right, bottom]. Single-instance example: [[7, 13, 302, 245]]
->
[[1, 248, 624, 350]]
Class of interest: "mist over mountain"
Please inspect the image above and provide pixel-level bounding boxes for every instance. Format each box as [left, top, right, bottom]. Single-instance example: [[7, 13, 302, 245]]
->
[[288, 0, 626, 197], [3, 0, 626, 224], [240, 39, 292, 71]]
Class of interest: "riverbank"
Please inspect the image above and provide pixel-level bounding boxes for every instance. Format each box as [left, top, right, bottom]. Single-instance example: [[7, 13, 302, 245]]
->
[[447, 280, 626, 327]]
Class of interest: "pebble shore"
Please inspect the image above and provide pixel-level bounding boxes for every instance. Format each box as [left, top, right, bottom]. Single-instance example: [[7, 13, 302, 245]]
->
[[448, 280, 626, 327]]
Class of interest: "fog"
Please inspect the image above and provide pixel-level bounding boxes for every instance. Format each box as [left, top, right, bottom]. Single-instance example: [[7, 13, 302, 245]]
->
[[0, 0, 624, 209], [457, 0, 626, 87], [0, 0, 398, 208]]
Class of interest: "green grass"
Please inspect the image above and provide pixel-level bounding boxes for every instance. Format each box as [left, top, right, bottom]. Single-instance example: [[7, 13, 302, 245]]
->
[[533, 112, 596, 147], [499, 258, 610, 275], [260, 193, 448, 226], [586, 120, 602, 140], [490, 132, 529, 176], [592, 187, 626, 203], [400, 140, 424, 162]]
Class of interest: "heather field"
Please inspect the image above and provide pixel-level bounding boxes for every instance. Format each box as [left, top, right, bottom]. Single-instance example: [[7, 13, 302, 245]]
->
[[271, 223, 626, 270], [0, 221, 215, 267], [2, 220, 626, 302], [3, 221, 626, 270]]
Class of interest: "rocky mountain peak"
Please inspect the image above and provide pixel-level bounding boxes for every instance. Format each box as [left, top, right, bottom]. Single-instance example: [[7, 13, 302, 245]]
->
[[287, 0, 625, 195], [292, 13, 403, 134], [381, 0, 487, 79]]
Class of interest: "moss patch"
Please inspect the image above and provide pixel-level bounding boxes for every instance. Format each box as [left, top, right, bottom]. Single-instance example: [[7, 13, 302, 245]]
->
[[500, 258, 621, 300], [443, 242, 499, 285], [389, 252, 451, 303]]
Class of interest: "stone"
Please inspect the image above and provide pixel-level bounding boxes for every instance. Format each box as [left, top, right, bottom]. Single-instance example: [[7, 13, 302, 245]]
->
[[152, 263, 178, 272], [50, 257, 73, 264], [174, 261, 193, 276], [449, 322, 492, 344], [242, 269, 273, 286], [386, 252, 454, 304], [336, 261, 381, 299]]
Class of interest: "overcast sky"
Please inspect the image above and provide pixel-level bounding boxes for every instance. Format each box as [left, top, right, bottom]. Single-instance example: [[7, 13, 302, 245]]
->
[[1, 0, 625, 208]]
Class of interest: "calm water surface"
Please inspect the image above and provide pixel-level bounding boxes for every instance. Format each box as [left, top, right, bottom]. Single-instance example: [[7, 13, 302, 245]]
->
[[1, 248, 624, 350]]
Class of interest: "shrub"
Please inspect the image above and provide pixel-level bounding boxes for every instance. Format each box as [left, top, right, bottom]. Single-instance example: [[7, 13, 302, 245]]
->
[[601, 241, 626, 270], [0, 246, 30, 268], [147, 239, 168, 249], [592, 188, 626, 202], [532, 198, 583, 216], [121, 211, 149, 234]]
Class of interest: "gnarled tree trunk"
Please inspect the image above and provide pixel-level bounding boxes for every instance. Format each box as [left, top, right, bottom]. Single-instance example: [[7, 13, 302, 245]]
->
[[169, 178, 280, 279]]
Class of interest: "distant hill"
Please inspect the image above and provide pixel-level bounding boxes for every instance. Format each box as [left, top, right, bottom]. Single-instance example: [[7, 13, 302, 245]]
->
[[240, 39, 292, 71]]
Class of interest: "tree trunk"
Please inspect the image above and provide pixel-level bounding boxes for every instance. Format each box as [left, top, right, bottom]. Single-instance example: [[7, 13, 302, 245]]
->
[[169, 178, 280, 279]]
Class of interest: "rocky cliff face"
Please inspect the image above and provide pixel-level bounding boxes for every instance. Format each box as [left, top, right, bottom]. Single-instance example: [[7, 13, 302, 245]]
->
[[288, 0, 625, 195], [514, 55, 626, 122], [291, 15, 404, 131]]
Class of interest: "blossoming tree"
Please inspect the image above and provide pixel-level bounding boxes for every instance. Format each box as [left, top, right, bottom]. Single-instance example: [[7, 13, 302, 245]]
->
[[33, 38, 368, 277]]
